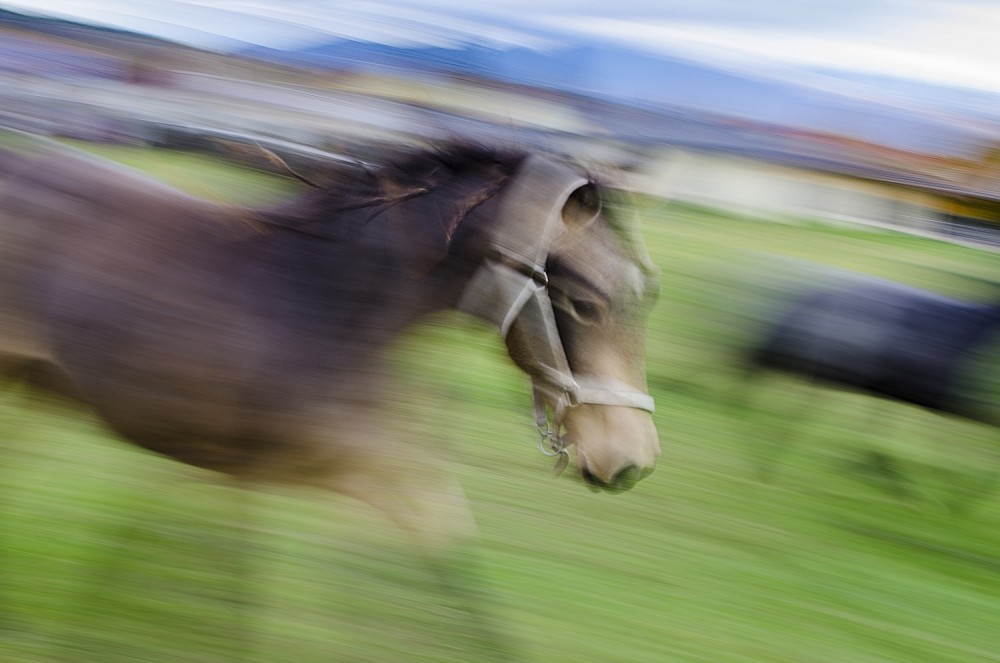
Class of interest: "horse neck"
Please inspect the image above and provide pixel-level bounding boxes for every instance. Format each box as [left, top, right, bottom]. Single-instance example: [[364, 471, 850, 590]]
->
[[253, 156, 518, 325], [244, 214, 462, 338]]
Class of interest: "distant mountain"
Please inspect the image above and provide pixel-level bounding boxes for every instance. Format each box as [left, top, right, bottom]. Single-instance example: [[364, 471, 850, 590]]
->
[[4, 4, 996, 159], [241, 38, 999, 157], [802, 67, 1000, 126], [0, 7, 175, 50]]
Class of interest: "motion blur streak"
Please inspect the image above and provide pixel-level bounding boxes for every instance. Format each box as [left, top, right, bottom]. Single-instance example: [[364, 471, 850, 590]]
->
[[2, 3, 1000, 663]]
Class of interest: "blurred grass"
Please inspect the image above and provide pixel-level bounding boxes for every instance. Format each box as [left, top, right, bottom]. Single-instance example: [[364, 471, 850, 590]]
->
[[2, 144, 999, 662]]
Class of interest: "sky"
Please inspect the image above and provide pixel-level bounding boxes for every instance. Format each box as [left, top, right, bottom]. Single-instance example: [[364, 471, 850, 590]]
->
[[4, 0, 1000, 96]]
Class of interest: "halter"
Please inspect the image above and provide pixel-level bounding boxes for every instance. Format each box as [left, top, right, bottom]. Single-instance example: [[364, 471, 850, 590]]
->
[[457, 155, 655, 474]]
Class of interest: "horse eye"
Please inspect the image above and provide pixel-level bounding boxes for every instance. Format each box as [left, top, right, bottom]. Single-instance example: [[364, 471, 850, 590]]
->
[[550, 286, 605, 324], [570, 298, 602, 322]]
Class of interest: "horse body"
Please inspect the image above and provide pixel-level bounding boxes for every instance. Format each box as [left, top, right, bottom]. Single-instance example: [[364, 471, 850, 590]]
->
[[0, 135, 659, 547], [748, 277, 1000, 421], [2, 145, 390, 472]]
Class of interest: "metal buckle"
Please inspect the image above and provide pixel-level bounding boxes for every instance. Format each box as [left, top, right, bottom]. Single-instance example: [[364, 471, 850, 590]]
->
[[534, 389, 574, 476], [491, 247, 547, 287], [537, 422, 570, 476]]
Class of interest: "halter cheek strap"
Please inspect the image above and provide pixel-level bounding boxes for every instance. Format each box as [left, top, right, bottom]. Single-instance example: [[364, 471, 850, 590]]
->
[[456, 155, 654, 473]]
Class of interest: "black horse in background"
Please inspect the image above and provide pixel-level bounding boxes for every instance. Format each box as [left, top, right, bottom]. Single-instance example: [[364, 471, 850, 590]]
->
[[741, 270, 1000, 502]]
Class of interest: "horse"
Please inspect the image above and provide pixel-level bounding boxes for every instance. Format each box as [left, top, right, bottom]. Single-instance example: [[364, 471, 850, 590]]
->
[[0, 130, 660, 547], [740, 271, 1000, 498]]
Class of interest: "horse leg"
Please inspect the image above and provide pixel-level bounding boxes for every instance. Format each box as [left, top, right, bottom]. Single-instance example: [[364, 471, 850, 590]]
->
[[423, 546, 518, 663], [722, 362, 777, 477], [721, 356, 764, 418], [944, 466, 998, 516], [304, 442, 516, 662], [840, 400, 920, 501], [938, 423, 1000, 517], [731, 366, 825, 482]]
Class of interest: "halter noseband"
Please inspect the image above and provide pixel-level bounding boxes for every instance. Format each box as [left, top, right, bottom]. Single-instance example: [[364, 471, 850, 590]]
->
[[457, 155, 654, 473]]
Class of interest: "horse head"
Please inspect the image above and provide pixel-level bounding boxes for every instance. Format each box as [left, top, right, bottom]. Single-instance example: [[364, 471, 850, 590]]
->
[[457, 154, 660, 492]]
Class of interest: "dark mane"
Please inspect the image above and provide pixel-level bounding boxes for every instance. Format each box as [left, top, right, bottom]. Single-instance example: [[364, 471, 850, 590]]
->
[[260, 142, 531, 238]]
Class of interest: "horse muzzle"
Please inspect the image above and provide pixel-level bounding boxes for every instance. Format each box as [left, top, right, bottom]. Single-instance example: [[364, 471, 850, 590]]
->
[[562, 399, 659, 493]]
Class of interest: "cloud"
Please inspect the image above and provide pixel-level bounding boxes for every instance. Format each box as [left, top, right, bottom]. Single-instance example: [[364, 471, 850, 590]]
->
[[4, 0, 1000, 93], [539, 2, 1000, 93]]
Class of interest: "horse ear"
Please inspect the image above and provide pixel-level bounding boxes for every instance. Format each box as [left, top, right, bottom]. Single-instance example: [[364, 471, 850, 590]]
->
[[562, 184, 601, 229]]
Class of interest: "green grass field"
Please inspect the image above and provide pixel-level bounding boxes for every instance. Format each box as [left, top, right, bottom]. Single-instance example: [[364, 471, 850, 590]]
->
[[2, 143, 1000, 662]]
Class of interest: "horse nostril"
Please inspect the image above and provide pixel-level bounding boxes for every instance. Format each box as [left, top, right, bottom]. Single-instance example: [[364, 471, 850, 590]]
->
[[611, 465, 641, 493], [581, 464, 643, 493], [581, 467, 602, 492]]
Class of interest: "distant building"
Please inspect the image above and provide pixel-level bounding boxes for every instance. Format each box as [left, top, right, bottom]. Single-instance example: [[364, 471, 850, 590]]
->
[[637, 147, 1000, 249]]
